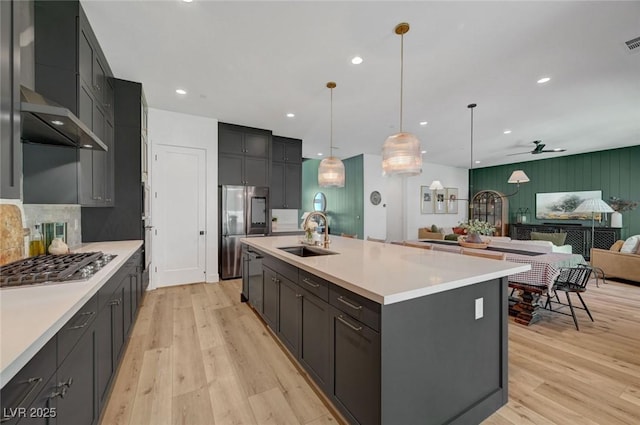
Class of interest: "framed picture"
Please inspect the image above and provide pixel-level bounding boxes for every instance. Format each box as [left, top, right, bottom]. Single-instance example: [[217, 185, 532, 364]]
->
[[435, 189, 447, 214], [535, 190, 603, 220], [446, 188, 458, 214], [420, 186, 434, 214]]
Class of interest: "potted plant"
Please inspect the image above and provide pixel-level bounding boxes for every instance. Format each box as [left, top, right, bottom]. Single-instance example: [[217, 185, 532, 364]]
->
[[607, 197, 638, 228]]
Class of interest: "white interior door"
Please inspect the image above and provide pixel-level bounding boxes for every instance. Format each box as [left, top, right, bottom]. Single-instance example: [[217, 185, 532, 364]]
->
[[153, 144, 206, 287]]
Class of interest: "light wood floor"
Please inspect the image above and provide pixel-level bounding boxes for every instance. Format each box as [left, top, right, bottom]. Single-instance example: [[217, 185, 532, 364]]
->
[[101, 278, 640, 425]]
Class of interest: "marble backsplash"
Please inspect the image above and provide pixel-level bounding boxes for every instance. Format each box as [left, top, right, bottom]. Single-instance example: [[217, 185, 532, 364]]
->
[[23, 204, 82, 249]]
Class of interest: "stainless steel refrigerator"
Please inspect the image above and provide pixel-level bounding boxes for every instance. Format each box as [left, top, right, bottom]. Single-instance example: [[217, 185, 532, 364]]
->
[[220, 185, 269, 279]]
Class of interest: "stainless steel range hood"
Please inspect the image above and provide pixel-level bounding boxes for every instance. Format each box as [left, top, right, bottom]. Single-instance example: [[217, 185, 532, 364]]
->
[[20, 86, 107, 151]]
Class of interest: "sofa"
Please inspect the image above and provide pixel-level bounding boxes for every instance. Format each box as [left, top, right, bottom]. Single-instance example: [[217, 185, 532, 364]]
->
[[591, 241, 640, 282], [486, 237, 573, 254]]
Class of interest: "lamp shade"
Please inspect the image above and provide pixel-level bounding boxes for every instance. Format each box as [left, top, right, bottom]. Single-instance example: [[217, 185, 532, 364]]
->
[[318, 156, 345, 187], [381, 132, 422, 176], [507, 170, 530, 184], [429, 180, 444, 190], [574, 198, 615, 213]]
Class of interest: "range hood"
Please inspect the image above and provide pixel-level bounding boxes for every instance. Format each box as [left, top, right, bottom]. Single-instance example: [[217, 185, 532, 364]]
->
[[20, 86, 107, 151]]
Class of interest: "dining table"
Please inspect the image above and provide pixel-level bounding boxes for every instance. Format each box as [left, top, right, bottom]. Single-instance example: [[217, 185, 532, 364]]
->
[[415, 240, 587, 325]]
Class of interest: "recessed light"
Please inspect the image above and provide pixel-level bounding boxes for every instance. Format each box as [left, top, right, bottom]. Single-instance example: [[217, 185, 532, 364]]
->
[[182, 0, 193, 3], [419, 121, 428, 126], [537, 77, 551, 84], [475, 160, 481, 164], [83, 144, 93, 148], [51, 120, 64, 126], [421, 150, 427, 154], [351, 56, 363, 65], [553, 148, 564, 152], [317, 153, 323, 156], [503, 129, 512, 134], [175, 89, 187, 95], [286, 113, 295, 118]]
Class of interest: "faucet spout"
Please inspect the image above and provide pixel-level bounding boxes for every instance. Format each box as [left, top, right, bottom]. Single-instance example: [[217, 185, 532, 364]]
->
[[303, 212, 330, 248]]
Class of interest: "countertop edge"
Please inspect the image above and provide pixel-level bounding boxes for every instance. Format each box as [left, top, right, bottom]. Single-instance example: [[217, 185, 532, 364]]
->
[[0, 240, 143, 387]]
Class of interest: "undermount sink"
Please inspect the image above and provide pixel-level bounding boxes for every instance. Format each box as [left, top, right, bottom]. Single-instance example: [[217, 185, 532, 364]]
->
[[278, 245, 338, 257]]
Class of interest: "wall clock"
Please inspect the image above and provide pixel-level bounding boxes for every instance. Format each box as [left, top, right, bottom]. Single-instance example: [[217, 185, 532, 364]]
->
[[370, 191, 381, 205]]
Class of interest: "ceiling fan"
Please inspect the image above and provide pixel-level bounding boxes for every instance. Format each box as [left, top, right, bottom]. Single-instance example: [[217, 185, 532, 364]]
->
[[507, 140, 566, 156]]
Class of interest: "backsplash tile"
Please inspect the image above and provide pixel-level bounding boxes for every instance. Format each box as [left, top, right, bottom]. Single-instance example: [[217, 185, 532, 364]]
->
[[23, 204, 82, 249]]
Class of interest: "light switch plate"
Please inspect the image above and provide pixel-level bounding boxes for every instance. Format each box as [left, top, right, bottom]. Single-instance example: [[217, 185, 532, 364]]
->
[[475, 297, 484, 320]]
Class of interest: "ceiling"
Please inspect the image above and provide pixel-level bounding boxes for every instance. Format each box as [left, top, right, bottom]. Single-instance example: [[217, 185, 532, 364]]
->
[[81, 0, 640, 169]]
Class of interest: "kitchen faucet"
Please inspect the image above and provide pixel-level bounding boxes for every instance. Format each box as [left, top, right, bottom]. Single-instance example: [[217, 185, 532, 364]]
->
[[302, 211, 330, 248]]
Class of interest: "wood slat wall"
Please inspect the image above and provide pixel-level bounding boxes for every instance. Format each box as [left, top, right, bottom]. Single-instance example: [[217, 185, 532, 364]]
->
[[470, 146, 640, 238]]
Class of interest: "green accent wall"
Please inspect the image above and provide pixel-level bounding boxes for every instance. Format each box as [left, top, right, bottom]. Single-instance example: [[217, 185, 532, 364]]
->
[[302, 155, 364, 238], [470, 146, 640, 238]]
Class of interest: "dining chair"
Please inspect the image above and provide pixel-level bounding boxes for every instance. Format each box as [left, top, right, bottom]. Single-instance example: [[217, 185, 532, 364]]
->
[[367, 236, 386, 243], [462, 249, 506, 260], [341, 233, 357, 239], [544, 266, 594, 330]]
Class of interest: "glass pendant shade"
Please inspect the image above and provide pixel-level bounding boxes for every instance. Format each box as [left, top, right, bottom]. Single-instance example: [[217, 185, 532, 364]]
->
[[318, 156, 345, 187], [382, 132, 422, 176]]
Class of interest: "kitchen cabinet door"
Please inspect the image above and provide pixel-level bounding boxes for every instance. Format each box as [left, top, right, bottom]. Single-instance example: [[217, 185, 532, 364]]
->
[[331, 307, 381, 425], [95, 305, 113, 409], [243, 157, 269, 187], [299, 288, 331, 391], [278, 276, 300, 357], [270, 162, 285, 209], [262, 266, 278, 329], [219, 128, 244, 155], [284, 163, 301, 209], [55, 322, 97, 425], [112, 283, 125, 363], [218, 154, 244, 186], [244, 133, 269, 158], [123, 275, 133, 339], [248, 260, 264, 314]]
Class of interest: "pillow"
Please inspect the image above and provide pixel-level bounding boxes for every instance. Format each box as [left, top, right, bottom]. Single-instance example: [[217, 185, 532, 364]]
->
[[452, 227, 467, 235], [609, 240, 625, 252], [531, 231, 567, 246], [620, 235, 640, 254]]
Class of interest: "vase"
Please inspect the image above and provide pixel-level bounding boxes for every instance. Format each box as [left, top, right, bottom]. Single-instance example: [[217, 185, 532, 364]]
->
[[611, 211, 622, 228], [465, 232, 484, 244]]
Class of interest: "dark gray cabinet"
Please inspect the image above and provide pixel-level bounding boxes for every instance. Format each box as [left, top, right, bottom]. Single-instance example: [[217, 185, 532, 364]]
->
[[24, 0, 115, 206], [331, 307, 381, 425], [262, 266, 279, 330], [218, 123, 271, 186], [298, 286, 331, 390], [278, 276, 300, 356], [270, 136, 302, 209], [0, 0, 21, 199]]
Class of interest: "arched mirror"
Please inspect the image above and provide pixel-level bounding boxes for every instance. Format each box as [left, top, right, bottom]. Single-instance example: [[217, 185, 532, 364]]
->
[[313, 192, 327, 212]]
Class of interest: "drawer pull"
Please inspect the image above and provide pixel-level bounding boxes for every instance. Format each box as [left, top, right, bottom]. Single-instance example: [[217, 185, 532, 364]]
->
[[1, 377, 43, 422], [302, 278, 320, 288], [337, 315, 363, 332], [337, 296, 363, 311], [66, 311, 96, 330], [109, 299, 121, 306]]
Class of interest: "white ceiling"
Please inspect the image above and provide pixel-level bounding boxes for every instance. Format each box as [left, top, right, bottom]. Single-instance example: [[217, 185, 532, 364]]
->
[[81, 0, 640, 169]]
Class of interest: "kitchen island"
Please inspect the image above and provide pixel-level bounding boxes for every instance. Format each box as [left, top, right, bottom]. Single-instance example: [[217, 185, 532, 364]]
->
[[242, 235, 530, 425]]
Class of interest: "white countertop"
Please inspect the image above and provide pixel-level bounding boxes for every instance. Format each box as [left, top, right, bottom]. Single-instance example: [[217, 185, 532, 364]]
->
[[242, 236, 530, 305], [0, 240, 143, 387]]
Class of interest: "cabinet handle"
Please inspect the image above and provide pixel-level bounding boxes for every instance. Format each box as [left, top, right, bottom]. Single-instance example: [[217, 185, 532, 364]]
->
[[58, 377, 73, 389], [337, 315, 363, 332], [337, 296, 363, 311], [65, 311, 95, 330], [0, 377, 43, 422], [296, 294, 303, 298], [50, 385, 68, 400], [302, 278, 320, 288], [109, 299, 121, 306], [271, 277, 276, 283]]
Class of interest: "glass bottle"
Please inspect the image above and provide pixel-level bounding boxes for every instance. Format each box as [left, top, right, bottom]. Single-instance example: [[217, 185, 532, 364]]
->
[[29, 224, 45, 256]]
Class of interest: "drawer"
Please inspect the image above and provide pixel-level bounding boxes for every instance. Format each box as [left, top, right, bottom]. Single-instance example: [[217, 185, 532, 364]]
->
[[57, 293, 98, 365], [298, 270, 329, 301], [329, 285, 381, 332], [263, 255, 298, 284], [98, 265, 128, 311], [0, 338, 57, 424]]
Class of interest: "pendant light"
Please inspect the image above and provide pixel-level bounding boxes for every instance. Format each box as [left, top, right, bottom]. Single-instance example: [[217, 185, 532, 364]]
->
[[381, 23, 422, 176], [318, 82, 345, 187]]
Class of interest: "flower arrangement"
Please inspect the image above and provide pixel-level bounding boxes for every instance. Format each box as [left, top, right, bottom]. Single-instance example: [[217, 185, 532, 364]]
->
[[458, 219, 495, 236], [607, 197, 638, 212], [304, 220, 318, 241]]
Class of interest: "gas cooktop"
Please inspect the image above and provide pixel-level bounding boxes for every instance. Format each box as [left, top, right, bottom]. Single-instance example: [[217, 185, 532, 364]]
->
[[0, 252, 116, 289]]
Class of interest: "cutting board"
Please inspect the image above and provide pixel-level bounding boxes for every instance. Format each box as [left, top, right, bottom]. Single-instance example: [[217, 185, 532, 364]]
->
[[0, 204, 26, 265]]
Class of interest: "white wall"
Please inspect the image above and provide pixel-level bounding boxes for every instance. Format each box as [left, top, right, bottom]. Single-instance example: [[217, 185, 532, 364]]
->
[[405, 161, 469, 238], [148, 108, 218, 286], [362, 154, 387, 240]]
